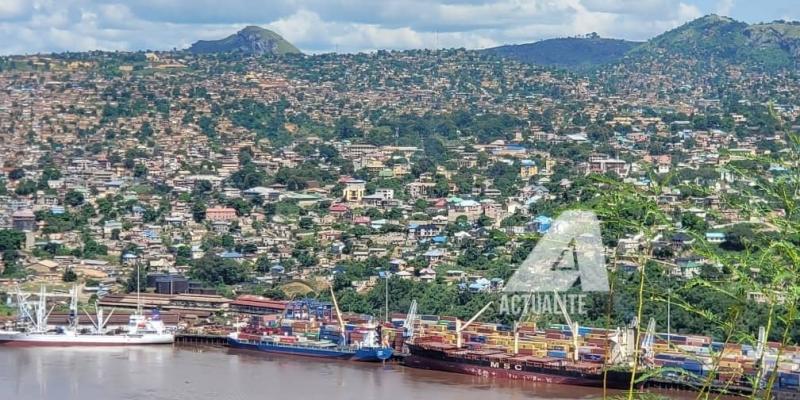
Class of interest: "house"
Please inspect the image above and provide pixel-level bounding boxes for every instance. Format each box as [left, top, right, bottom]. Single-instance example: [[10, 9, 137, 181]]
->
[[329, 203, 350, 218], [468, 277, 492, 292], [419, 267, 437, 282], [396, 270, 414, 280], [409, 223, 441, 240], [587, 154, 629, 176], [423, 249, 447, 265], [206, 207, 237, 221], [12, 209, 36, 231], [218, 251, 244, 262], [671, 232, 695, 249], [448, 198, 482, 222], [705, 232, 726, 244], [343, 179, 366, 202], [529, 216, 552, 233], [520, 160, 538, 179], [27, 259, 62, 280]]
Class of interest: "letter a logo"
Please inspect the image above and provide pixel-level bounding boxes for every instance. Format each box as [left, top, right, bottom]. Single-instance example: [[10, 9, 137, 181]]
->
[[505, 210, 608, 293]]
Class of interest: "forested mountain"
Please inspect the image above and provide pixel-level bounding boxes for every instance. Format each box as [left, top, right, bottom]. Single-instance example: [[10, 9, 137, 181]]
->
[[481, 34, 639, 68], [189, 26, 301, 56]]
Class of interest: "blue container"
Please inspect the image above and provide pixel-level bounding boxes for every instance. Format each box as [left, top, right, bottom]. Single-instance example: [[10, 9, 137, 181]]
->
[[779, 372, 800, 384], [655, 353, 686, 361], [581, 354, 603, 362], [547, 350, 567, 359]]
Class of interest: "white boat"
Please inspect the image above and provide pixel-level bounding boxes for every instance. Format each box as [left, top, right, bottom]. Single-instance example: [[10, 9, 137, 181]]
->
[[0, 284, 174, 346]]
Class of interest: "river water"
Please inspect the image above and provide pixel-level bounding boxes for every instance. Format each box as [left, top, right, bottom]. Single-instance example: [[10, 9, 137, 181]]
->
[[0, 346, 703, 400]]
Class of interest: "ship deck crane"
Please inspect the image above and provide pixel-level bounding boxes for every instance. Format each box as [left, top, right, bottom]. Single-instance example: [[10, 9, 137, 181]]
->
[[512, 292, 539, 355], [641, 318, 656, 364], [755, 325, 766, 363], [554, 291, 579, 362], [83, 303, 116, 334], [329, 285, 347, 344], [403, 299, 418, 340], [456, 302, 493, 348]]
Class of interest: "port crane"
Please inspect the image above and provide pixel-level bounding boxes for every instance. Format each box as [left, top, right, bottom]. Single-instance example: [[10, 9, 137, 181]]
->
[[554, 291, 580, 362], [456, 302, 493, 348], [402, 299, 418, 341], [641, 318, 657, 363]]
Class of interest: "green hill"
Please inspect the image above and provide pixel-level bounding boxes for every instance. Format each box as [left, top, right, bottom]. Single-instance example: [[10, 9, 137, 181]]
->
[[628, 15, 800, 69], [189, 26, 301, 56], [481, 35, 640, 68]]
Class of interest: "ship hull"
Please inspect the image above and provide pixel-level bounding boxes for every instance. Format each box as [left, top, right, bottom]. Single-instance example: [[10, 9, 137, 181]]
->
[[228, 337, 392, 362], [0, 331, 174, 346], [405, 344, 632, 389]]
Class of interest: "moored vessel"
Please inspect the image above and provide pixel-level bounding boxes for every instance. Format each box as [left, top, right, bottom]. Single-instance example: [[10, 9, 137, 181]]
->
[[405, 341, 632, 388], [0, 285, 174, 346]]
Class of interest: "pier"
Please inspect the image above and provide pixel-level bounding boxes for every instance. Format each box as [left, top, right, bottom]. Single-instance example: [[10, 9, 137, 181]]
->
[[175, 334, 229, 346]]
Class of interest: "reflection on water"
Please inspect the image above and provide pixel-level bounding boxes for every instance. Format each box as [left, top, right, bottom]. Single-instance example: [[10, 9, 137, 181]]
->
[[0, 346, 702, 400]]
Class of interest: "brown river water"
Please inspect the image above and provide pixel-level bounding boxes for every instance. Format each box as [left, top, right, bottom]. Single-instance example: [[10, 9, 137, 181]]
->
[[0, 346, 717, 400]]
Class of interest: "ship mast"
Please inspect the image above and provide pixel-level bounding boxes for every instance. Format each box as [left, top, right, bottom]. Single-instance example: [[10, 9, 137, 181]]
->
[[136, 261, 142, 315], [68, 285, 79, 332]]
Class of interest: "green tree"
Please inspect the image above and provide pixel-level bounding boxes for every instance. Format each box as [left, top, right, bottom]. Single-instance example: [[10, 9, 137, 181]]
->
[[14, 179, 37, 196], [192, 202, 207, 223], [133, 164, 148, 178], [8, 168, 25, 180], [64, 190, 85, 207], [189, 254, 248, 285], [62, 268, 78, 282]]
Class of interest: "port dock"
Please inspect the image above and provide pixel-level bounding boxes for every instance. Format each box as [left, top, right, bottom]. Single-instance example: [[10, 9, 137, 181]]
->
[[175, 334, 229, 346]]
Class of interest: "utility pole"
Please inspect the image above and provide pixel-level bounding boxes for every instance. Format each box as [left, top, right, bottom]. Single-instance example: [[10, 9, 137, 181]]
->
[[667, 287, 671, 347], [385, 272, 389, 322]]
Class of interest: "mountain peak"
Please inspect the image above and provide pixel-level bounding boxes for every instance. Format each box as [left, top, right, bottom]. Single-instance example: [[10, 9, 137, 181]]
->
[[481, 36, 641, 68], [630, 15, 800, 69], [188, 26, 301, 56]]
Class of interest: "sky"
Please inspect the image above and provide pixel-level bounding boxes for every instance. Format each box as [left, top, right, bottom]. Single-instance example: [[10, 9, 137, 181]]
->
[[0, 0, 797, 55]]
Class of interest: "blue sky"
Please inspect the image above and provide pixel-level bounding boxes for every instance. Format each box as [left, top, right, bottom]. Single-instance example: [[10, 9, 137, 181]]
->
[[0, 0, 796, 55]]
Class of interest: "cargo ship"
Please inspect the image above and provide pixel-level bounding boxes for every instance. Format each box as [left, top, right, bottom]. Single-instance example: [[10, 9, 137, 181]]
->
[[0, 286, 174, 346], [400, 300, 640, 389], [405, 341, 633, 388], [396, 299, 800, 396], [227, 287, 392, 362], [227, 327, 393, 361]]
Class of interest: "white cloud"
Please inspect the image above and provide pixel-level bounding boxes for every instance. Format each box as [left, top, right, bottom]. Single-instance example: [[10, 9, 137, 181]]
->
[[0, 0, 31, 21], [0, 0, 736, 55], [716, 0, 735, 16]]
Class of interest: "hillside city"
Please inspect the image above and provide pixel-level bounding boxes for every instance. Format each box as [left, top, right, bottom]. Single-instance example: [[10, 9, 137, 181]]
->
[[0, 14, 799, 354]]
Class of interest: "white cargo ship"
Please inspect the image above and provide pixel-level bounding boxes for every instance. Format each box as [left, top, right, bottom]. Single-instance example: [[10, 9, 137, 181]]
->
[[0, 285, 174, 346]]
